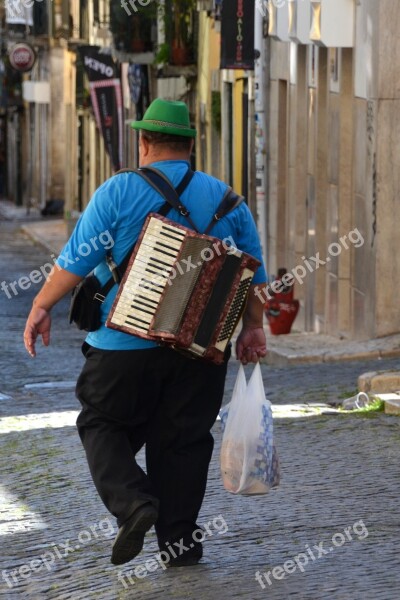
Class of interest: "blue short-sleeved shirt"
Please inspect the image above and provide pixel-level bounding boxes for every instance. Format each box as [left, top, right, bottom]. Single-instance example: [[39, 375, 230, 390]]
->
[[57, 160, 267, 350]]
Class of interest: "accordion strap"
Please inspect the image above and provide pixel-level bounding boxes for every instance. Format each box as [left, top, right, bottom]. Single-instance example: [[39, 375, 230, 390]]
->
[[130, 168, 244, 235], [203, 188, 245, 235], [97, 170, 244, 299], [136, 166, 199, 231]]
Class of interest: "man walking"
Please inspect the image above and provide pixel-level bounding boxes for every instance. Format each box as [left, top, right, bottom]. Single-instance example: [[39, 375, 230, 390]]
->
[[24, 99, 267, 567]]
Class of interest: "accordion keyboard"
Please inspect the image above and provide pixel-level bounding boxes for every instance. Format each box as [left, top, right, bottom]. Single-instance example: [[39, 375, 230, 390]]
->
[[109, 218, 186, 332]]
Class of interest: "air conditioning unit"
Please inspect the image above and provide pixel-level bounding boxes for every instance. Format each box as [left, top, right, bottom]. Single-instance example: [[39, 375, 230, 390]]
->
[[288, 0, 312, 45], [268, 0, 290, 43], [310, 0, 354, 48]]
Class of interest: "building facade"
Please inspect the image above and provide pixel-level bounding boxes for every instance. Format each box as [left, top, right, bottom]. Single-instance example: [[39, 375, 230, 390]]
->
[[1, 0, 115, 215], [1, 0, 198, 219], [265, 0, 400, 339]]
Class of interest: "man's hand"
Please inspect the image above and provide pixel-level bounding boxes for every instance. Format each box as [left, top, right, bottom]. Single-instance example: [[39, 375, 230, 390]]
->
[[236, 326, 267, 365], [24, 306, 51, 357], [235, 283, 268, 364], [23, 266, 82, 358]]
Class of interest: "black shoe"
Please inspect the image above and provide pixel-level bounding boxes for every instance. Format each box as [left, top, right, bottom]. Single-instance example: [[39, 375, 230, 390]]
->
[[163, 540, 203, 568], [111, 503, 158, 566]]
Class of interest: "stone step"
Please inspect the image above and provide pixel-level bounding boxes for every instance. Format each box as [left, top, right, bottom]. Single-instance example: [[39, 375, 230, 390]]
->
[[367, 392, 400, 415], [358, 370, 400, 393], [383, 398, 400, 416]]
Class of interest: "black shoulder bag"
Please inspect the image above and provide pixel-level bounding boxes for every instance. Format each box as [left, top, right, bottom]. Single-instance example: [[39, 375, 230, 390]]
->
[[68, 167, 243, 332]]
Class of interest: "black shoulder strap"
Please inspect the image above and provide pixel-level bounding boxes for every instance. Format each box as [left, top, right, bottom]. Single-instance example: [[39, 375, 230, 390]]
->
[[175, 167, 195, 196], [115, 166, 194, 211], [136, 166, 198, 231], [203, 188, 245, 235], [97, 166, 195, 297]]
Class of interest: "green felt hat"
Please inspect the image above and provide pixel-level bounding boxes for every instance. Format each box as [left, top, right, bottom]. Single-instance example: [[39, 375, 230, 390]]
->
[[131, 98, 197, 138]]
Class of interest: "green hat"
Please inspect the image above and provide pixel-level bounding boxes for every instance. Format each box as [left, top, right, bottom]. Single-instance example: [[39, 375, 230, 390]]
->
[[131, 98, 197, 138]]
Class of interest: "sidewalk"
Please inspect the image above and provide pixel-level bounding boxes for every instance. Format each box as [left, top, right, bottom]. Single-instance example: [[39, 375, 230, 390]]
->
[[12, 208, 400, 367], [264, 331, 400, 366]]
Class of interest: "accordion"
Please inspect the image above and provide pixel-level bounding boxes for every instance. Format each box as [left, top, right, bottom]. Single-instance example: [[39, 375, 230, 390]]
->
[[106, 213, 260, 364]]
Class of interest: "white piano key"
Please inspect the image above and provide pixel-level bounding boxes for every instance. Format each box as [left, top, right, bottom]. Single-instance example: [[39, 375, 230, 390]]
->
[[124, 261, 170, 280], [147, 218, 185, 237], [113, 307, 153, 325]]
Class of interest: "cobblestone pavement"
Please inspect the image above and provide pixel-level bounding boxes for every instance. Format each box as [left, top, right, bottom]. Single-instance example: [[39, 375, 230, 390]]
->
[[1, 220, 400, 600]]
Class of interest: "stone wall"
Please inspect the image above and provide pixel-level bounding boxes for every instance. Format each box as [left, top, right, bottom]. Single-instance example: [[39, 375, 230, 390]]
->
[[266, 0, 400, 339]]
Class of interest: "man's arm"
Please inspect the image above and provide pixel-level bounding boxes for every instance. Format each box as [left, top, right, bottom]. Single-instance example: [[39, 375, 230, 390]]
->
[[236, 283, 267, 365], [23, 267, 83, 357]]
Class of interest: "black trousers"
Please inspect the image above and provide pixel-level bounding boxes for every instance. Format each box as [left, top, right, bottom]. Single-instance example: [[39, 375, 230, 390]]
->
[[75, 345, 229, 548]]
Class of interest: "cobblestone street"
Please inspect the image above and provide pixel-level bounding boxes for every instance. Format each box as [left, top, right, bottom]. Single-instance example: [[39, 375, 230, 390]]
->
[[1, 219, 399, 600]]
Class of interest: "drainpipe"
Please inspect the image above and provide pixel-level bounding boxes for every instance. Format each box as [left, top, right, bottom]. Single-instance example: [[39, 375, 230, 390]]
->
[[254, 1, 268, 270]]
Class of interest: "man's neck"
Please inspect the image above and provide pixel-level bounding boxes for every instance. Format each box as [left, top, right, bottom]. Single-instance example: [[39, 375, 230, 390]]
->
[[140, 152, 190, 166]]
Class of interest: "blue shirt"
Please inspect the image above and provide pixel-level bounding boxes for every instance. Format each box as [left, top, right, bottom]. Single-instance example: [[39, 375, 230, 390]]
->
[[57, 160, 267, 350]]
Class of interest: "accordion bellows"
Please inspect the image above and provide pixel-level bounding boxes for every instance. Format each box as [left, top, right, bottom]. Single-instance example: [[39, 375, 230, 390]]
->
[[106, 213, 260, 364]]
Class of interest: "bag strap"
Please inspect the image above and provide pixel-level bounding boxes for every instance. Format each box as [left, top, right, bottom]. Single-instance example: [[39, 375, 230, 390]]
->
[[97, 166, 195, 298], [203, 188, 245, 235]]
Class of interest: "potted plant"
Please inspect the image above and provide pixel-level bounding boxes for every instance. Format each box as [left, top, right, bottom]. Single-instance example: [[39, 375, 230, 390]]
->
[[154, 0, 196, 66], [110, 1, 156, 53], [169, 0, 196, 65]]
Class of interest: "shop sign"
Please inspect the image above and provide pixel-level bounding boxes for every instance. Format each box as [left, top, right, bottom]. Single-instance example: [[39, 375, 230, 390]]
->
[[9, 43, 36, 72]]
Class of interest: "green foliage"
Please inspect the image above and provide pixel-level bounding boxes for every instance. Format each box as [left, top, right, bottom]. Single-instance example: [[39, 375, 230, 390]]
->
[[154, 42, 171, 65], [337, 389, 358, 399], [351, 398, 385, 413], [339, 397, 385, 415], [109, 0, 196, 62]]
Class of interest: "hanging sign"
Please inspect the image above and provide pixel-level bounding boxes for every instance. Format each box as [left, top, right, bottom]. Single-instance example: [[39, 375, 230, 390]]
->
[[220, 0, 255, 70], [79, 46, 124, 172]]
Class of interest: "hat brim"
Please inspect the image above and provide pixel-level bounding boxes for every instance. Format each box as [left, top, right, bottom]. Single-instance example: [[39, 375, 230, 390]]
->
[[131, 120, 197, 138]]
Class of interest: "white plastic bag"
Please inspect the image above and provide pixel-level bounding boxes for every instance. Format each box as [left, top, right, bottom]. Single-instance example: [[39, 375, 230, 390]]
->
[[220, 363, 280, 495]]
